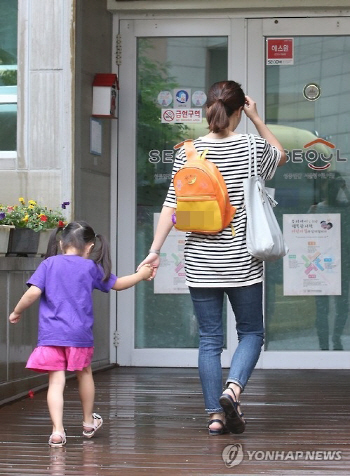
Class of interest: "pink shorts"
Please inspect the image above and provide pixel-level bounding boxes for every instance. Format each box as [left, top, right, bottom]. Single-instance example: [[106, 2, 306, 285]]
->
[[26, 346, 94, 372]]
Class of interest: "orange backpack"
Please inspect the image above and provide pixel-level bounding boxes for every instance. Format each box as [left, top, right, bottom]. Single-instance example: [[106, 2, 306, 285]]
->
[[172, 140, 236, 234]]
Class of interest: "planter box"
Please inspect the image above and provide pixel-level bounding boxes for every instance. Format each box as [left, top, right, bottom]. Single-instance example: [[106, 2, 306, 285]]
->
[[36, 229, 55, 257], [0, 225, 14, 256], [7, 228, 40, 257]]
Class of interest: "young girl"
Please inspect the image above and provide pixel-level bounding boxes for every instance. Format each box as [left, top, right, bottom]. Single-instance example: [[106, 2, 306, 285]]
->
[[9, 221, 153, 448]]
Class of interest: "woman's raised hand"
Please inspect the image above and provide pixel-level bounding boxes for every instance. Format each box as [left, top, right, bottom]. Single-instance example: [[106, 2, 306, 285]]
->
[[243, 95, 259, 121]]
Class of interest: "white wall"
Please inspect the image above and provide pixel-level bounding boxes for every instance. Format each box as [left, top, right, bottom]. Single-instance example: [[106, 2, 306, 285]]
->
[[1, 0, 75, 215]]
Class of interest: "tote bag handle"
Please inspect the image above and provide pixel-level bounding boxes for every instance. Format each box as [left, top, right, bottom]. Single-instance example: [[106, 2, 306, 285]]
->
[[247, 133, 258, 179]]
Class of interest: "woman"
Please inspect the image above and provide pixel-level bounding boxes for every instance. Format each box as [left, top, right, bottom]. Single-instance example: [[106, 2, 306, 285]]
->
[[138, 81, 286, 435]]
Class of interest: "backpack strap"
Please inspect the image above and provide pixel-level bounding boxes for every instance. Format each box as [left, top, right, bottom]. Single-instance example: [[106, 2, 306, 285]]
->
[[174, 139, 196, 161], [184, 140, 198, 161], [174, 139, 188, 150], [174, 139, 208, 162]]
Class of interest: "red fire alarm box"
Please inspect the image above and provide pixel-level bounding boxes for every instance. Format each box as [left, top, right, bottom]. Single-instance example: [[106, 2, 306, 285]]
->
[[92, 73, 119, 118]]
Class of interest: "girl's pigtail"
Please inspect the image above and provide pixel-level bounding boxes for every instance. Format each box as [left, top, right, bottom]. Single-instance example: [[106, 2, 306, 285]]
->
[[94, 233, 112, 281], [44, 227, 62, 259]]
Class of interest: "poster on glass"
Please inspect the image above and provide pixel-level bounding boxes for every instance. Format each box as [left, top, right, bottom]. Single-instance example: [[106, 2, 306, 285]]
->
[[283, 214, 341, 296]]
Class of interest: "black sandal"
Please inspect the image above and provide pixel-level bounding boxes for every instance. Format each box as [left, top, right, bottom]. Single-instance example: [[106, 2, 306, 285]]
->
[[219, 387, 246, 434], [208, 418, 228, 436]]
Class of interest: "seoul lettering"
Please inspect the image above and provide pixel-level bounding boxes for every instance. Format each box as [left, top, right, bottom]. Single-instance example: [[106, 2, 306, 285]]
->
[[285, 138, 347, 170], [148, 149, 175, 164], [149, 138, 348, 170]]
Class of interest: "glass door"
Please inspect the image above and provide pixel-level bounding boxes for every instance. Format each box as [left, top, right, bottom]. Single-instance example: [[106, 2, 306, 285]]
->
[[248, 17, 350, 368], [116, 18, 245, 366], [135, 35, 228, 351]]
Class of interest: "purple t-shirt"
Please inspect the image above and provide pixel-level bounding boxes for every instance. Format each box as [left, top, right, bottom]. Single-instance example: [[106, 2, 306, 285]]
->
[[27, 255, 117, 347]]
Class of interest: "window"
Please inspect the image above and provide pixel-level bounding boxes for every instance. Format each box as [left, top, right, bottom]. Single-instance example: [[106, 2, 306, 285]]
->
[[0, 0, 17, 155]]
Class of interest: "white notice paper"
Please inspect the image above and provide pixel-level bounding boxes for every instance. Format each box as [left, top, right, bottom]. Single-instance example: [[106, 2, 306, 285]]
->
[[153, 213, 189, 294], [283, 214, 341, 296]]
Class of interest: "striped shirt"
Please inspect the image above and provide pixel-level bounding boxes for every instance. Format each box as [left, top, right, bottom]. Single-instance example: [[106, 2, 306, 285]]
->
[[163, 134, 281, 287]]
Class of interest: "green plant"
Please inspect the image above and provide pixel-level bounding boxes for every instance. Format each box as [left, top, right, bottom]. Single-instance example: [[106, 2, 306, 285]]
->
[[0, 198, 69, 231], [136, 38, 188, 192]]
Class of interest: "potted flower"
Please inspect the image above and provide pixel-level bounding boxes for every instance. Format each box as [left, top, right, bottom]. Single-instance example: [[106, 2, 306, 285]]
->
[[0, 221, 14, 257], [0, 198, 69, 256]]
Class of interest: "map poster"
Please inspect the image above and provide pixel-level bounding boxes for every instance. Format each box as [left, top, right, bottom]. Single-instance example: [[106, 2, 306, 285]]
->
[[283, 214, 341, 296], [153, 213, 189, 294]]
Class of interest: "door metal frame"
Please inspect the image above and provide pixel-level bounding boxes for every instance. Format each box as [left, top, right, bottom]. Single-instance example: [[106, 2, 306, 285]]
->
[[112, 15, 350, 368]]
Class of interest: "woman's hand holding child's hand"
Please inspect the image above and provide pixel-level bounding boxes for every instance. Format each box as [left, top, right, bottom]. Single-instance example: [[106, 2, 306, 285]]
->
[[137, 253, 160, 280], [138, 264, 154, 281]]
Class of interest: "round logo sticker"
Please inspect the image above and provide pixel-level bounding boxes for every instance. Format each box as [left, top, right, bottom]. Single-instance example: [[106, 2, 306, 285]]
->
[[192, 90, 207, 107], [303, 83, 321, 101], [175, 89, 189, 105], [157, 91, 172, 107]]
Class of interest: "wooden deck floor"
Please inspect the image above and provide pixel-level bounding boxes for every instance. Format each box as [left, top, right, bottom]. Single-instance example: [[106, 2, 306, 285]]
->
[[0, 367, 349, 475]]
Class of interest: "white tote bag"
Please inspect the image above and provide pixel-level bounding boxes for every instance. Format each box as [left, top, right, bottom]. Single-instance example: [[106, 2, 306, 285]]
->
[[243, 134, 289, 261]]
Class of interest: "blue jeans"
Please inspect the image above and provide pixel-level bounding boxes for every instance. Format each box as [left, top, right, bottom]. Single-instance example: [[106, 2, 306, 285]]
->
[[189, 283, 264, 414]]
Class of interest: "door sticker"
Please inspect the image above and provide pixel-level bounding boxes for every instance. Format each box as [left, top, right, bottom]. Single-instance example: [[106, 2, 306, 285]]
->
[[157, 90, 173, 106], [303, 83, 321, 101], [161, 108, 202, 123], [174, 88, 191, 108], [266, 38, 294, 65], [192, 90, 207, 107]]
